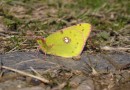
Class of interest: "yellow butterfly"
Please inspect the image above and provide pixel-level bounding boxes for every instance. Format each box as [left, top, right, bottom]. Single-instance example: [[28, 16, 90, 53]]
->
[[37, 23, 91, 58]]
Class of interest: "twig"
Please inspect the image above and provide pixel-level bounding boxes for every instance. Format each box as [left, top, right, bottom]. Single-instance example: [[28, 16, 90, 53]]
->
[[1, 65, 49, 83], [30, 66, 42, 77], [15, 59, 39, 66], [6, 39, 27, 54], [101, 46, 130, 51]]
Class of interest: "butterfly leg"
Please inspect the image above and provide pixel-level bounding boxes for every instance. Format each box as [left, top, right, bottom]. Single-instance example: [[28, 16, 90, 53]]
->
[[35, 46, 41, 59], [43, 52, 47, 60], [36, 46, 47, 60]]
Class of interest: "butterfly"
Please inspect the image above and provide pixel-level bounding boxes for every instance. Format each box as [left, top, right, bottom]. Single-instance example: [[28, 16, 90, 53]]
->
[[36, 23, 91, 58]]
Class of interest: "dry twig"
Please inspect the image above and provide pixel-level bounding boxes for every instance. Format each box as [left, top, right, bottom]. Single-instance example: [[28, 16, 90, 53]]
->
[[1, 65, 49, 83]]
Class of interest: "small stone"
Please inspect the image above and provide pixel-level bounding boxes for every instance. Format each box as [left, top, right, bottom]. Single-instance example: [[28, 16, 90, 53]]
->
[[76, 78, 94, 90], [70, 75, 86, 88]]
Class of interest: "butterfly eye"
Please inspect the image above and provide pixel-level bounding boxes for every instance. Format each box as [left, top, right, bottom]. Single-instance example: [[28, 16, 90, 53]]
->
[[63, 37, 71, 44]]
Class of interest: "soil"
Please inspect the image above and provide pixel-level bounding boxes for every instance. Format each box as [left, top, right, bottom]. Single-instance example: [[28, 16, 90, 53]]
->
[[0, 51, 129, 90]]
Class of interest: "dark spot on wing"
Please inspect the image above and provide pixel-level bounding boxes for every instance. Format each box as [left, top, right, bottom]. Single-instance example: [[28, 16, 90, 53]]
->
[[82, 29, 84, 31], [79, 24, 81, 26]]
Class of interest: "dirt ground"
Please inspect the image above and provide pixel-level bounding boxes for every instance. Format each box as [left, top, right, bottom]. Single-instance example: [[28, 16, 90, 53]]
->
[[0, 51, 130, 90]]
